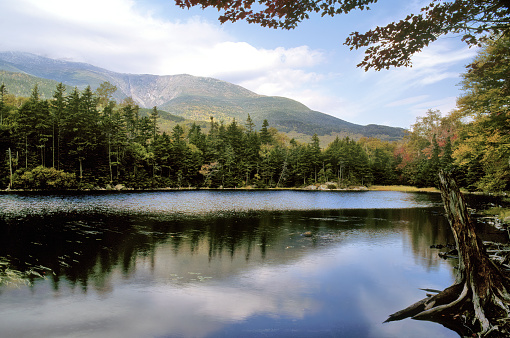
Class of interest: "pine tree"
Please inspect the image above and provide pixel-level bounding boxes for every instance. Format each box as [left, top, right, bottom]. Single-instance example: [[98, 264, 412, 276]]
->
[[245, 114, 255, 133], [309, 134, 321, 183], [15, 86, 41, 168], [149, 106, 159, 141], [51, 83, 66, 169], [0, 83, 7, 125], [259, 119, 273, 145]]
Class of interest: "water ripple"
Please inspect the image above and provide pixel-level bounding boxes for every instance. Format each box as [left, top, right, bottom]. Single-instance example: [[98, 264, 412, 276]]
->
[[0, 190, 442, 219]]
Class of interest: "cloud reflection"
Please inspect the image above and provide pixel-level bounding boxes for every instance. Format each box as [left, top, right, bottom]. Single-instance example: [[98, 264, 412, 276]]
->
[[0, 193, 458, 338]]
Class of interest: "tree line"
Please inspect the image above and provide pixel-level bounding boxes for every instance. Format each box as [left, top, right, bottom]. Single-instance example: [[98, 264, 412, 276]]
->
[[0, 81, 393, 190], [0, 37, 507, 192]]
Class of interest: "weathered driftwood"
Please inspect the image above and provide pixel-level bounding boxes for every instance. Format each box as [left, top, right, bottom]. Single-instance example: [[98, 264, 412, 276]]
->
[[385, 170, 510, 337]]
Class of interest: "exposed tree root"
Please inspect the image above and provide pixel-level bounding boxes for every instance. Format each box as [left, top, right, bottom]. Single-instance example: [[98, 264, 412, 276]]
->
[[385, 171, 510, 337]]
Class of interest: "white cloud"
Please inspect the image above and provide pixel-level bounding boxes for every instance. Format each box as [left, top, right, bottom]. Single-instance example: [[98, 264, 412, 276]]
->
[[386, 95, 430, 108], [238, 68, 323, 96], [0, 0, 480, 129], [0, 0, 323, 88], [412, 41, 477, 69], [0, 0, 331, 121], [408, 96, 458, 117], [190, 44, 324, 80], [0, 0, 231, 73], [335, 38, 477, 127], [300, 91, 365, 121]]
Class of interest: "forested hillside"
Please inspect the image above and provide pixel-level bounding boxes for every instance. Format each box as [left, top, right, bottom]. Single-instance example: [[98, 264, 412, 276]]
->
[[0, 52, 406, 141], [0, 37, 508, 192], [0, 70, 74, 99], [0, 82, 392, 189]]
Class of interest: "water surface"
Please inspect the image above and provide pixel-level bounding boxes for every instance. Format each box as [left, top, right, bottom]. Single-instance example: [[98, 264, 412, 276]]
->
[[0, 191, 463, 337]]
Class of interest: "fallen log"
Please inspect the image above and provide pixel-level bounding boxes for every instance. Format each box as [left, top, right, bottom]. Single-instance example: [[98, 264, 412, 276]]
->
[[385, 170, 510, 337]]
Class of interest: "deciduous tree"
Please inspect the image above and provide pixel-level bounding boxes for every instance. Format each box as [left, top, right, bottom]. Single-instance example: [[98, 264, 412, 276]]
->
[[95, 81, 117, 109], [454, 35, 510, 191], [175, 0, 510, 70]]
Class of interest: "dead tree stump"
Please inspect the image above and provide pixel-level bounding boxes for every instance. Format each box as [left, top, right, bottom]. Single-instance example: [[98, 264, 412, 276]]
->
[[385, 170, 510, 337]]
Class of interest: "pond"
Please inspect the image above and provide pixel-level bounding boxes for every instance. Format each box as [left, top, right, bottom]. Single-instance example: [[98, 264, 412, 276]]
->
[[0, 190, 491, 337]]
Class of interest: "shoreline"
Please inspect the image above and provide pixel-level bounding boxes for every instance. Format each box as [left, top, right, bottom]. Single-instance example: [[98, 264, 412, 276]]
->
[[1, 185, 434, 193], [2, 184, 508, 195]]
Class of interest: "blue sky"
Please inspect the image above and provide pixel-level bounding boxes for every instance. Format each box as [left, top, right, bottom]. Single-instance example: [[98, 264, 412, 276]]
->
[[0, 0, 478, 129]]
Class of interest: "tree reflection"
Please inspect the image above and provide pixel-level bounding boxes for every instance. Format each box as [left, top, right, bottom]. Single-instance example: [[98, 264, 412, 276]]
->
[[0, 206, 460, 292]]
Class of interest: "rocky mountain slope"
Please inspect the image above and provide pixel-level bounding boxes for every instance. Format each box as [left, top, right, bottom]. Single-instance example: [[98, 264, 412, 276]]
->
[[0, 51, 406, 141]]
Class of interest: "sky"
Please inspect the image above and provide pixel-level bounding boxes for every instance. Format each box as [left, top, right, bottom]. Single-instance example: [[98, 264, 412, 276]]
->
[[0, 0, 479, 129]]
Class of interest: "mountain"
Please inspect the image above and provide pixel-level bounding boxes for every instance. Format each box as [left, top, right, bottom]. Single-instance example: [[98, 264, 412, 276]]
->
[[0, 51, 406, 141], [0, 70, 75, 99]]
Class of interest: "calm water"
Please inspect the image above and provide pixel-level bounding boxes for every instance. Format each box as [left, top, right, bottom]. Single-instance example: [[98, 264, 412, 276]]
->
[[0, 190, 469, 337]]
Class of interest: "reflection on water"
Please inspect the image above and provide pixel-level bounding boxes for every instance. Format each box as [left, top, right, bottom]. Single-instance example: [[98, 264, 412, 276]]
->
[[0, 191, 462, 337]]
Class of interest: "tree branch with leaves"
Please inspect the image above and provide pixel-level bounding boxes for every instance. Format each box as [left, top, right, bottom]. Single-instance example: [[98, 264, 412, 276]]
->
[[175, 0, 510, 70]]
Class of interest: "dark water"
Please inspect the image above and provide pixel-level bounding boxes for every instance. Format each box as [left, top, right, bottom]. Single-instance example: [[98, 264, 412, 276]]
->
[[0, 190, 497, 338]]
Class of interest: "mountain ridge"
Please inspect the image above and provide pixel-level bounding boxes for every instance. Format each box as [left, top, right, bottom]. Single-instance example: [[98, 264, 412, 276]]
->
[[0, 51, 406, 141]]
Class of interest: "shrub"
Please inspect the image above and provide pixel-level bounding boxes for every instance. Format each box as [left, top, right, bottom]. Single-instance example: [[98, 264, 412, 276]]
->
[[327, 183, 337, 190], [13, 166, 77, 190]]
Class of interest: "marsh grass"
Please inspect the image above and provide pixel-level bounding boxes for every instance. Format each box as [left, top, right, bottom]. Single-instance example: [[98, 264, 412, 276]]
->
[[483, 207, 510, 225], [368, 185, 440, 193]]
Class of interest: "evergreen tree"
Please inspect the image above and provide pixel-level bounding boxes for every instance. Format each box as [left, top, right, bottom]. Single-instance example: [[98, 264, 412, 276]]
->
[[242, 122, 260, 186], [188, 123, 207, 153], [149, 106, 159, 141], [245, 114, 255, 133], [153, 132, 172, 178], [62, 87, 102, 182], [51, 83, 66, 169], [0, 83, 7, 125], [121, 98, 139, 143], [15, 85, 43, 168], [309, 134, 321, 183], [259, 119, 273, 145]]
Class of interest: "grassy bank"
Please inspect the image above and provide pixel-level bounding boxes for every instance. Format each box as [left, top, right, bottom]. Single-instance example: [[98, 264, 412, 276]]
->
[[481, 197, 510, 225], [368, 185, 440, 193]]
